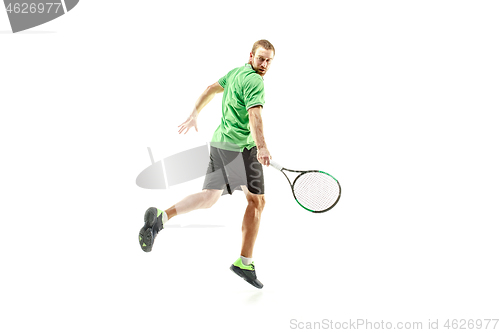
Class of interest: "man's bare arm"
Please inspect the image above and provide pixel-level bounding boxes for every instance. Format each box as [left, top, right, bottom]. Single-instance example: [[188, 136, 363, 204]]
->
[[178, 82, 224, 134], [194, 82, 224, 116], [248, 106, 271, 166]]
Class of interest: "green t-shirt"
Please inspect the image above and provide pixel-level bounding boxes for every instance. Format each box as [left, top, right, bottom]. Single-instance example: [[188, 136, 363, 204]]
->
[[211, 63, 265, 152]]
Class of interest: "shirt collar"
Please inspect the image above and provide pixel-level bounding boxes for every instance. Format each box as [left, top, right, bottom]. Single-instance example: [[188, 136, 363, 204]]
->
[[245, 63, 264, 80]]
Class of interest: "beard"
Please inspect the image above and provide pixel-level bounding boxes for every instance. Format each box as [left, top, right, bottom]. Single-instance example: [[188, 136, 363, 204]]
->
[[251, 60, 266, 76]]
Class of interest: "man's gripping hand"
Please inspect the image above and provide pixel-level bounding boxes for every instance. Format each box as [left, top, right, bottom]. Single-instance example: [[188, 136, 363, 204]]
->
[[257, 147, 271, 167]]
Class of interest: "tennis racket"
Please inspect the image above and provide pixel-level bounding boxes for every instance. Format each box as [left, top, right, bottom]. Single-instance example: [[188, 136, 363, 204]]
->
[[270, 160, 341, 213]]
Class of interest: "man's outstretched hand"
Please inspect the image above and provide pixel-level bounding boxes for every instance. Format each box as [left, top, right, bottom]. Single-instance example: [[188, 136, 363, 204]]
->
[[178, 115, 198, 134]]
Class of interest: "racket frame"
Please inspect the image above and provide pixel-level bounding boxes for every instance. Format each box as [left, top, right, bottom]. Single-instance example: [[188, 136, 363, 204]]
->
[[270, 160, 341, 213]]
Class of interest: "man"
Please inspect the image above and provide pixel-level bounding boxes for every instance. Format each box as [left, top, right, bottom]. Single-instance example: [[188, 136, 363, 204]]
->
[[139, 40, 274, 289]]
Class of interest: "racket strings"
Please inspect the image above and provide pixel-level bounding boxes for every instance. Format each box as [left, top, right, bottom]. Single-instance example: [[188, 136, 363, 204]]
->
[[293, 172, 340, 212]]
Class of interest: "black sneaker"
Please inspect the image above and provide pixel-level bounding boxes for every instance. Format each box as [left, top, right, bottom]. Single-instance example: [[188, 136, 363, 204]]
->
[[230, 258, 264, 289], [138, 207, 165, 252]]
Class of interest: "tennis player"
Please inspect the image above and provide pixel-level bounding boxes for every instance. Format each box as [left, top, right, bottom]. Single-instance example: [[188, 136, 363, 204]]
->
[[139, 40, 275, 289]]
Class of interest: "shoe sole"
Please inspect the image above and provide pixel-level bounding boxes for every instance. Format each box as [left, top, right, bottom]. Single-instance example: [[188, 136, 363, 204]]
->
[[139, 207, 157, 252], [230, 265, 264, 289]]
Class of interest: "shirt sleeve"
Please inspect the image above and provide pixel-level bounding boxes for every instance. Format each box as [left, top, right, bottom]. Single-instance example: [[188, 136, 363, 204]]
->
[[218, 73, 227, 89], [244, 75, 265, 110], [218, 67, 237, 89]]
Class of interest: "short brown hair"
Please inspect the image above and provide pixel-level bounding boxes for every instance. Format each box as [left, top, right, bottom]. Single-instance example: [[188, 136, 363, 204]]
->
[[251, 40, 275, 56]]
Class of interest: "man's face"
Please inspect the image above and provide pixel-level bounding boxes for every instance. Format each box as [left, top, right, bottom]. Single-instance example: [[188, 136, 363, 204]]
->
[[249, 47, 274, 77]]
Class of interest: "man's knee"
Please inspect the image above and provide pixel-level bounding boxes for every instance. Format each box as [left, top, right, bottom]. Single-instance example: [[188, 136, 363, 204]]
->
[[203, 189, 221, 208], [248, 194, 265, 211]]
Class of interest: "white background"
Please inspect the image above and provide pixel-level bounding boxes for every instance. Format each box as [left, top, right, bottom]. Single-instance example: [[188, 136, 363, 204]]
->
[[1, 1, 499, 332]]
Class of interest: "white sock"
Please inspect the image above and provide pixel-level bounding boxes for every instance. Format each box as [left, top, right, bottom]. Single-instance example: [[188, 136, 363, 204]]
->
[[240, 255, 253, 266], [161, 211, 169, 228]]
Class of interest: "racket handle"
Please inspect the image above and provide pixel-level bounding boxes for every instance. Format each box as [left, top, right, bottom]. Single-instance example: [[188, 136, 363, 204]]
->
[[270, 160, 283, 171]]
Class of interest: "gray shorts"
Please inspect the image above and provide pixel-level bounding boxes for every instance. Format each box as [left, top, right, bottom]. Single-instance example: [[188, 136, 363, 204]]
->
[[202, 145, 264, 195]]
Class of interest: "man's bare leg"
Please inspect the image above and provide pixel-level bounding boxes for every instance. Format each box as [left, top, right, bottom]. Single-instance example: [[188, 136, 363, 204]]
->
[[228, 185, 265, 289], [164, 189, 223, 220], [240, 186, 265, 258]]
